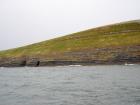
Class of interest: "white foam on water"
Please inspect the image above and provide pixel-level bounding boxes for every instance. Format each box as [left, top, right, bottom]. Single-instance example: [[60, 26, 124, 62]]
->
[[68, 65, 82, 67], [124, 63, 135, 66]]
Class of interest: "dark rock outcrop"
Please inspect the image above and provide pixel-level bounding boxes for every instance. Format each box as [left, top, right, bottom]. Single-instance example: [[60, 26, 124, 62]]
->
[[0, 45, 139, 67]]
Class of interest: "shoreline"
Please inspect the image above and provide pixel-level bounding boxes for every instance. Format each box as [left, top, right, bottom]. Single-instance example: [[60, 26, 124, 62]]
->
[[0, 60, 139, 67]]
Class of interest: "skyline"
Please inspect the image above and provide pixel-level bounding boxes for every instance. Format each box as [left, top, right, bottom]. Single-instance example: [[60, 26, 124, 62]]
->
[[0, 0, 140, 50]]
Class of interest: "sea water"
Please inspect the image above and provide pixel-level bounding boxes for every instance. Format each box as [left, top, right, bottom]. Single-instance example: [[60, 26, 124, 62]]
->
[[0, 65, 140, 105]]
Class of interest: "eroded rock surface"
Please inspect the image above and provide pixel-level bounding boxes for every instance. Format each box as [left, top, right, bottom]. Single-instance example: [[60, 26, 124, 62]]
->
[[0, 45, 139, 67]]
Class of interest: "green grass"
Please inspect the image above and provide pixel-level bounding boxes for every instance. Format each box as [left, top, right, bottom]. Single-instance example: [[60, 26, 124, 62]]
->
[[0, 20, 140, 58]]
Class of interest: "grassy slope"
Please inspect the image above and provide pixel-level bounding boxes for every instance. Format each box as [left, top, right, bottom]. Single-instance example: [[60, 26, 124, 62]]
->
[[0, 20, 140, 58]]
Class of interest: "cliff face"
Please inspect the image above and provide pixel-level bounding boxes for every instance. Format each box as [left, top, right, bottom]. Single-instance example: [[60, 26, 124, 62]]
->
[[0, 20, 140, 67], [0, 45, 139, 67]]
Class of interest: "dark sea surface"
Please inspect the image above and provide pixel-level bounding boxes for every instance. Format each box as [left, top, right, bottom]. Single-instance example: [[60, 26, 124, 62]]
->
[[0, 65, 140, 105]]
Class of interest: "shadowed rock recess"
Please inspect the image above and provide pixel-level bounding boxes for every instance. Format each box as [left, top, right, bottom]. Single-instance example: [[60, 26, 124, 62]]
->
[[0, 20, 140, 67]]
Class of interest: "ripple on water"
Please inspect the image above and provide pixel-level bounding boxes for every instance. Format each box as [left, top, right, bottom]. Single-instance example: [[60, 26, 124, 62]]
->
[[0, 65, 140, 105]]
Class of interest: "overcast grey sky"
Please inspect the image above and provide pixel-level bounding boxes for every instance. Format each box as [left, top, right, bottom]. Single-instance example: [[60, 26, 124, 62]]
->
[[0, 0, 140, 50]]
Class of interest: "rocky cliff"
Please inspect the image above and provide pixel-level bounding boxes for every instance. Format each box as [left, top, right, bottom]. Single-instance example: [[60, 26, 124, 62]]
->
[[0, 20, 140, 67]]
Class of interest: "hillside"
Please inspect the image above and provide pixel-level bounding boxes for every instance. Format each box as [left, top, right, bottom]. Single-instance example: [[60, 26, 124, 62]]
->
[[0, 20, 140, 66]]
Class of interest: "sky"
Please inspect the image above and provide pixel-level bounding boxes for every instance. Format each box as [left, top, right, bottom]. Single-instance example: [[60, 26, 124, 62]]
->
[[0, 0, 140, 50]]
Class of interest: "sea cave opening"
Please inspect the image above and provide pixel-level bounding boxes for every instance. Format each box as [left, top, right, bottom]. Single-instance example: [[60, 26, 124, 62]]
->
[[21, 61, 27, 66], [36, 61, 40, 66]]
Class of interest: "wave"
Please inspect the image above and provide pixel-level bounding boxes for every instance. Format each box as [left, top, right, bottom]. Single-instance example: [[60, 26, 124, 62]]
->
[[68, 65, 82, 67], [124, 63, 135, 66]]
